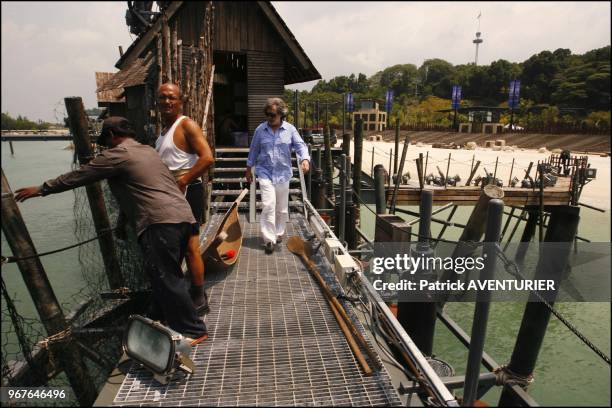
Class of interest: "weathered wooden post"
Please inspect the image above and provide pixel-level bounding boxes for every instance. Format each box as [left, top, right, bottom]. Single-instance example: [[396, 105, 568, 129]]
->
[[64, 97, 123, 290], [9, 141, 15, 155], [463, 198, 504, 406], [1, 169, 98, 406], [342, 132, 351, 157], [445, 152, 451, 189], [499, 205, 581, 406], [438, 185, 504, 296], [374, 164, 387, 215], [336, 154, 347, 243], [394, 118, 400, 177], [515, 206, 538, 263], [390, 135, 410, 214], [342, 92, 346, 135], [370, 147, 375, 177], [323, 126, 335, 202], [294, 90, 299, 130], [508, 158, 515, 186], [465, 160, 481, 186], [353, 118, 364, 199]]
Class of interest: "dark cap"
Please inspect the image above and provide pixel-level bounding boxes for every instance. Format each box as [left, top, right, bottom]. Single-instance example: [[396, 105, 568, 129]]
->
[[96, 116, 136, 146]]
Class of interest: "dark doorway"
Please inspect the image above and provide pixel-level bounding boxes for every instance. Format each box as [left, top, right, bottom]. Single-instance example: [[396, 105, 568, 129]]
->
[[213, 51, 248, 147]]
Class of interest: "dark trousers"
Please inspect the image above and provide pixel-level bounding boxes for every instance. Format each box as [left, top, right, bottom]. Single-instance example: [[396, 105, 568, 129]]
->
[[185, 181, 204, 224], [138, 223, 207, 338]]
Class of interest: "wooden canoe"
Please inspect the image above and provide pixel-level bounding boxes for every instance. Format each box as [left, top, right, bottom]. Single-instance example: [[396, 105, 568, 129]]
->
[[199, 188, 248, 272]]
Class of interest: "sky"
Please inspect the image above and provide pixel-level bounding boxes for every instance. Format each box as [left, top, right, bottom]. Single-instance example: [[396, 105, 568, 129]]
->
[[1, 1, 610, 123]]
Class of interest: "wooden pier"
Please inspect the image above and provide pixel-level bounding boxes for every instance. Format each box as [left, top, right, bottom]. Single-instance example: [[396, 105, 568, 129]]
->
[[386, 177, 572, 206]]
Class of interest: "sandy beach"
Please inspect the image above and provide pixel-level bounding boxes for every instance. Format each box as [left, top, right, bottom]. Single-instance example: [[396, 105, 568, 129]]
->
[[344, 140, 611, 210]]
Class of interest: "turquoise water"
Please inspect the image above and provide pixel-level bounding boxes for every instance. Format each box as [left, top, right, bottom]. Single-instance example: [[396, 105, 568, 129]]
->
[[1, 141, 610, 405]]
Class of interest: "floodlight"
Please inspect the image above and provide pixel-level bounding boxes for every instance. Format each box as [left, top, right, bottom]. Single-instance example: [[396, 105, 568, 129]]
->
[[122, 315, 195, 384]]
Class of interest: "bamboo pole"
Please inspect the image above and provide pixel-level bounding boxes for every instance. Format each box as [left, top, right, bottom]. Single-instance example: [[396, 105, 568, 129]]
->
[[171, 22, 178, 84], [64, 97, 123, 290], [162, 14, 171, 82]]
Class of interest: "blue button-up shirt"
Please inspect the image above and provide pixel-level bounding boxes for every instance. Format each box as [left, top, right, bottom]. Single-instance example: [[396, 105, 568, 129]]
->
[[246, 121, 311, 184]]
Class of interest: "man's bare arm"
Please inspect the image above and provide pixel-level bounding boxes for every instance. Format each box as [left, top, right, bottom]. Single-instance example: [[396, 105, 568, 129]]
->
[[177, 119, 214, 191]]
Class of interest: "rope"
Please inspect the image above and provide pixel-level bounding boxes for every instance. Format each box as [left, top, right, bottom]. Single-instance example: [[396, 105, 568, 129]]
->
[[1, 227, 116, 265], [494, 365, 534, 387], [495, 245, 611, 366]]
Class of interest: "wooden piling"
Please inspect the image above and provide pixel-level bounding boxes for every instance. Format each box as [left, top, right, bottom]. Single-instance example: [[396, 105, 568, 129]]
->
[[9, 141, 15, 155], [390, 135, 410, 214], [508, 158, 515, 186], [353, 119, 364, 199], [397, 190, 437, 356], [1, 169, 98, 406], [323, 126, 335, 202], [388, 149, 393, 188], [465, 160, 481, 186], [438, 185, 504, 298], [394, 118, 400, 177], [499, 205, 581, 406], [64, 97, 123, 290], [514, 206, 538, 264], [374, 164, 387, 215], [445, 152, 451, 189]]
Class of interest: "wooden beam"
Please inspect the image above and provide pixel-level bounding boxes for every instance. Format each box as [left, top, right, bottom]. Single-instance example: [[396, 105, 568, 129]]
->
[[116, 1, 184, 69]]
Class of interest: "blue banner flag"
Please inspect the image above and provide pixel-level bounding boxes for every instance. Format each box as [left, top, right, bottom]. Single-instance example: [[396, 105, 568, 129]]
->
[[451, 85, 462, 109], [346, 92, 354, 113], [385, 90, 394, 112], [508, 80, 521, 109]]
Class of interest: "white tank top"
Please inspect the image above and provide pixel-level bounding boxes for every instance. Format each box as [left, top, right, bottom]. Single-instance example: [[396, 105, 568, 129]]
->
[[155, 116, 198, 171]]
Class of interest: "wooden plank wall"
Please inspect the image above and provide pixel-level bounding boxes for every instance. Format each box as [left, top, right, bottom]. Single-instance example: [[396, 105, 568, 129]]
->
[[247, 51, 284, 135], [173, 1, 291, 136]]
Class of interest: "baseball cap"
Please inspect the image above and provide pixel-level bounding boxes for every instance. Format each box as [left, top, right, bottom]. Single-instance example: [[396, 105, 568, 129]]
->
[[96, 116, 136, 146]]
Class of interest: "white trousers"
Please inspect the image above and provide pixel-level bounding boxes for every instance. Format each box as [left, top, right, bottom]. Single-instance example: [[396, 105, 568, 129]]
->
[[259, 178, 289, 244]]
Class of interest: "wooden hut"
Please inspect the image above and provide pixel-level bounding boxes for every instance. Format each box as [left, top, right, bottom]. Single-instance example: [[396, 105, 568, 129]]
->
[[95, 1, 320, 147]]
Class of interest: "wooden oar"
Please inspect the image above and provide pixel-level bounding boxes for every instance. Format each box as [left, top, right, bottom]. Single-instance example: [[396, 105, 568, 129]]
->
[[287, 236, 380, 375]]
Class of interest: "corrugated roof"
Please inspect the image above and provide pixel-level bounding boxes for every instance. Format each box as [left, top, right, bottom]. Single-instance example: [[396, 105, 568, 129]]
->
[[97, 55, 153, 93]]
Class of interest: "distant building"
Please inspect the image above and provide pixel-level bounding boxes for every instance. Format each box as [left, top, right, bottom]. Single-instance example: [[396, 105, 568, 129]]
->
[[353, 101, 387, 131]]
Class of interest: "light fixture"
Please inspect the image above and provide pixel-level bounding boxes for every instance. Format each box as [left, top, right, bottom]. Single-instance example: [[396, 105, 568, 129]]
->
[[122, 315, 195, 384]]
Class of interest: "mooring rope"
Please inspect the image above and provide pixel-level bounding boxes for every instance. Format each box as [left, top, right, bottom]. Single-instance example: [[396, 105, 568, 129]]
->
[[1, 227, 117, 265], [495, 247, 611, 366]]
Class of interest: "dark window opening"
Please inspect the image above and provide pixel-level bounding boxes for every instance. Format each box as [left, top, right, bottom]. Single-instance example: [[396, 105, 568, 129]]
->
[[213, 51, 248, 146]]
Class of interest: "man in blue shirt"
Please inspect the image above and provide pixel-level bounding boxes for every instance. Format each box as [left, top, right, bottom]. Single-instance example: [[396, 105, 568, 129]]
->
[[246, 98, 310, 254]]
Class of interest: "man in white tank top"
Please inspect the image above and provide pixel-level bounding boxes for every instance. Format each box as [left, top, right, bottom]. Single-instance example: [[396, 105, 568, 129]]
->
[[155, 83, 214, 314]]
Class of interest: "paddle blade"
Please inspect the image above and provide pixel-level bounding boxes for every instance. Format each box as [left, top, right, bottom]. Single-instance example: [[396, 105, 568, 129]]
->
[[286, 236, 306, 256]]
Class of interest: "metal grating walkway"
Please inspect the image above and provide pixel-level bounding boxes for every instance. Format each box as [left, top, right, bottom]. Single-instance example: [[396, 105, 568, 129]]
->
[[112, 213, 402, 406]]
